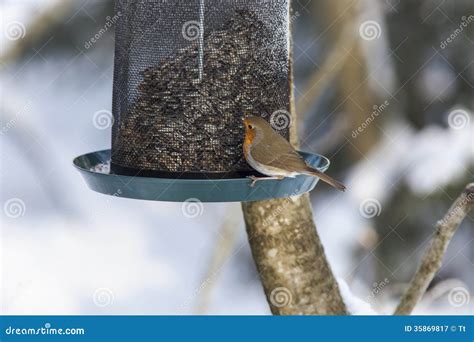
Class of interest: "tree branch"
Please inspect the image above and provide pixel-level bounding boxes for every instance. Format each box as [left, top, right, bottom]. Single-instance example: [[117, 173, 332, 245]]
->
[[242, 195, 347, 315], [394, 183, 474, 315]]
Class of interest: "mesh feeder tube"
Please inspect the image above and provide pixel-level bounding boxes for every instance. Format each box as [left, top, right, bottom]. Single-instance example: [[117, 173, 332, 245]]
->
[[110, 0, 291, 178]]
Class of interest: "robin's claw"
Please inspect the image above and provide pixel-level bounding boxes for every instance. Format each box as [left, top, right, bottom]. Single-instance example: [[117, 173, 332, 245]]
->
[[247, 175, 283, 187], [248, 175, 258, 187]]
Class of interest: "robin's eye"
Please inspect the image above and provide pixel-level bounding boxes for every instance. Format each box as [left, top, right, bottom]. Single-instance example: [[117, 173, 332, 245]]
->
[[248, 125, 253, 129]]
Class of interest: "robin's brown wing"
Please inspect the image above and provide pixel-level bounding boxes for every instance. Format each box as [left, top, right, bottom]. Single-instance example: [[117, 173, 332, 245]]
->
[[250, 133, 309, 172]]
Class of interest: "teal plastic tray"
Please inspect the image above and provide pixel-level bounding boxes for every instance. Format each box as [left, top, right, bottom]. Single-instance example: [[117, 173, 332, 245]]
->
[[73, 150, 330, 203]]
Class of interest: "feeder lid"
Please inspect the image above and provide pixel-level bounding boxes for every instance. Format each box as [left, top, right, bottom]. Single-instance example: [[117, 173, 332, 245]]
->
[[73, 150, 330, 203]]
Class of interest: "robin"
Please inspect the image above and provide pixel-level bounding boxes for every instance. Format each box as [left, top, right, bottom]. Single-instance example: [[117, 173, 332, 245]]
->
[[242, 116, 346, 191]]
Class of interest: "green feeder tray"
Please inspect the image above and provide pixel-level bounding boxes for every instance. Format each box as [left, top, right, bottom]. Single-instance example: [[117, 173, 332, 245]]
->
[[73, 150, 330, 203]]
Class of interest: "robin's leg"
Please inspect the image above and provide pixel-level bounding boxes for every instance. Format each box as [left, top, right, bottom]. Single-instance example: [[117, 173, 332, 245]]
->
[[248, 175, 284, 187]]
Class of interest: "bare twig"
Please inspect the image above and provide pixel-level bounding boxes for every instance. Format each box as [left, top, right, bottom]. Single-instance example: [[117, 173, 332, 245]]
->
[[194, 205, 241, 314], [394, 183, 474, 315], [1, 104, 80, 217], [0, 0, 75, 64], [296, 22, 357, 122]]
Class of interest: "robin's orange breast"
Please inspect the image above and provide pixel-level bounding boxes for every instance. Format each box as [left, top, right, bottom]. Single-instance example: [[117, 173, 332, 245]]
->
[[243, 129, 256, 157]]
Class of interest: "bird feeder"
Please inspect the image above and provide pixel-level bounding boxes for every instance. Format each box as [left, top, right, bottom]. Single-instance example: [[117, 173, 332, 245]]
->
[[74, 0, 333, 202]]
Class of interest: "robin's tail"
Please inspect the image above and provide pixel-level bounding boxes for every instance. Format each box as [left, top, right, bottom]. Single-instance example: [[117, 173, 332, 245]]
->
[[302, 168, 346, 192]]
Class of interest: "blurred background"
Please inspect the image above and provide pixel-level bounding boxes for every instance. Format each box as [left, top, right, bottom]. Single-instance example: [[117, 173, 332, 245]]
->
[[1, 0, 472, 315]]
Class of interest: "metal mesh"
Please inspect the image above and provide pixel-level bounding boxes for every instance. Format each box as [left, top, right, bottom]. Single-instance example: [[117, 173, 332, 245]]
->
[[111, 0, 291, 177]]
